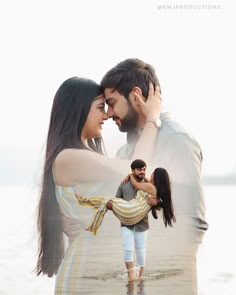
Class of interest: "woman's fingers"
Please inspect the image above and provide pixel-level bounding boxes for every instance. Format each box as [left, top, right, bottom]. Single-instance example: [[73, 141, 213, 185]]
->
[[132, 82, 162, 120], [148, 82, 155, 98], [74, 190, 80, 199], [154, 85, 162, 102], [148, 82, 161, 101]]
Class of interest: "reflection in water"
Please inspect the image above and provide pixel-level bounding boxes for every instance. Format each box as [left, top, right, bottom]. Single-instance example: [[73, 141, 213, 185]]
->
[[126, 281, 145, 295], [77, 269, 185, 295]]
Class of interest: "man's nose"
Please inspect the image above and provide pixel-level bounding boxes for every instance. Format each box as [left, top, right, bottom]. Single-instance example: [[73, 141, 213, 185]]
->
[[107, 107, 114, 118]]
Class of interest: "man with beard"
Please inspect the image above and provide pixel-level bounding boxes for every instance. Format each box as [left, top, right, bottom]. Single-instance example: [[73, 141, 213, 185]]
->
[[115, 159, 149, 281], [101, 58, 208, 292]]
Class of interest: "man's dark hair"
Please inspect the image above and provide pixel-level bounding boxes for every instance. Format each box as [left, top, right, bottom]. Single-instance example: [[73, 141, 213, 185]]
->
[[131, 159, 147, 170], [101, 58, 161, 100]]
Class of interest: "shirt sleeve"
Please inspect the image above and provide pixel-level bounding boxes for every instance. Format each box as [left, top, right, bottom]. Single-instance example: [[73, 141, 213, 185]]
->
[[165, 133, 208, 234], [115, 184, 124, 199]]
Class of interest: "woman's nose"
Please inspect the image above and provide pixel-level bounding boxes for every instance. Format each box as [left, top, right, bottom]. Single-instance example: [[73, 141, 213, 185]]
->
[[103, 112, 108, 120]]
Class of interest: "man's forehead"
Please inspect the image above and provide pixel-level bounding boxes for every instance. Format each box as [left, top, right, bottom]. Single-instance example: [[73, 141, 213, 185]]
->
[[104, 87, 122, 97], [104, 89, 125, 104], [104, 87, 114, 97]]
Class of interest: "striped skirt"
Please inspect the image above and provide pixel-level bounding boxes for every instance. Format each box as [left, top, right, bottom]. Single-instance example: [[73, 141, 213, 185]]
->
[[77, 190, 151, 235]]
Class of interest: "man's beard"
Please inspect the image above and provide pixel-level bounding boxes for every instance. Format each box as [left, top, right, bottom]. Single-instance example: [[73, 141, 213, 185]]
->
[[119, 100, 139, 132], [134, 174, 145, 181]]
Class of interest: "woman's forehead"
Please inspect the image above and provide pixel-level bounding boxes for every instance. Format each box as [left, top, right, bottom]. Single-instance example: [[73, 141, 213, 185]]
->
[[94, 94, 105, 102]]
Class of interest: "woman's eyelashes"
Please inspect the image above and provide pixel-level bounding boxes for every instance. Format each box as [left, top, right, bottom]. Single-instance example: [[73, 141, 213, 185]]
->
[[97, 103, 106, 111]]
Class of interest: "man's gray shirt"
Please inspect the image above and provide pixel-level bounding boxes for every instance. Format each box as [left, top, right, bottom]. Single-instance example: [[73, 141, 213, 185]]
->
[[116, 180, 149, 232]]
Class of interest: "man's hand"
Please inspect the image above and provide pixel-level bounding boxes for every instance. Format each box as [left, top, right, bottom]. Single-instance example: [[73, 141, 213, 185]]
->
[[146, 196, 158, 206], [121, 174, 130, 184], [106, 200, 113, 210]]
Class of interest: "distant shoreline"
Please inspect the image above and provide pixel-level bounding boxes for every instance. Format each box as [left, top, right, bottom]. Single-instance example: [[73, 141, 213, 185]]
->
[[203, 174, 236, 185], [1, 176, 235, 187]]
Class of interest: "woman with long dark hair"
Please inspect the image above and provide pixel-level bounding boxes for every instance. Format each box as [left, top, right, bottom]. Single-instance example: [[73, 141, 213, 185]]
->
[[75, 167, 176, 235], [36, 76, 162, 292], [150, 167, 176, 227]]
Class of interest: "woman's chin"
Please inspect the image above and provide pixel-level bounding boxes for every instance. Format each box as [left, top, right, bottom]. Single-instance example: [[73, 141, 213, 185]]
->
[[90, 132, 102, 139]]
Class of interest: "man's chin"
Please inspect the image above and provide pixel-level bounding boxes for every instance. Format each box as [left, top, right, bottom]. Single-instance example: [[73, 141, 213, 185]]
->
[[118, 124, 129, 133], [114, 121, 126, 132], [118, 126, 128, 133], [118, 123, 136, 133], [135, 176, 145, 181]]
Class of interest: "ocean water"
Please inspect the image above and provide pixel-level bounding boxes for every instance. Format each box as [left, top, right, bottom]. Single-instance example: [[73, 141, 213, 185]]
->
[[0, 185, 235, 295], [197, 185, 236, 295]]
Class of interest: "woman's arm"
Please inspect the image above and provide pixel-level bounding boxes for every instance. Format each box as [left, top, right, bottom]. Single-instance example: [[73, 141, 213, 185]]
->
[[131, 84, 162, 162], [129, 174, 156, 196]]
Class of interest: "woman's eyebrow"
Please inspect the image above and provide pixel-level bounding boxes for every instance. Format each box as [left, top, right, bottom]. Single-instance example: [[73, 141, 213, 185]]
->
[[96, 101, 105, 107], [94, 94, 104, 100]]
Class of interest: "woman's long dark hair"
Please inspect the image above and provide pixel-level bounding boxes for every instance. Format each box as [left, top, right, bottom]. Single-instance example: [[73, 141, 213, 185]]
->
[[151, 167, 176, 227], [36, 77, 104, 277]]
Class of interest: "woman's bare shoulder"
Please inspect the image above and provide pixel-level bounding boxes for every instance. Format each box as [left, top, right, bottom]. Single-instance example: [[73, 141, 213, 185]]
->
[[55, 148, 93, 164]]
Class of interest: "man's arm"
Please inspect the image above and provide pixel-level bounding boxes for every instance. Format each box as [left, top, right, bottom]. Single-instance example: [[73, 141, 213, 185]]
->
[[115, 184, 124, 199], [165, 133, 208, 237], [107, 184, 124, 210], [129, 174, 156, 196]]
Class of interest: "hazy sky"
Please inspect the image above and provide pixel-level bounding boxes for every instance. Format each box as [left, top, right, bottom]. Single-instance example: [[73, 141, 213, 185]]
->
[[0, 0, 235, 185]]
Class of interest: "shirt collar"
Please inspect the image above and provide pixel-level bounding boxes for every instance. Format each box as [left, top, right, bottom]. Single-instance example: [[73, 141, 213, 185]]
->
[[160, 112, 171, 120]]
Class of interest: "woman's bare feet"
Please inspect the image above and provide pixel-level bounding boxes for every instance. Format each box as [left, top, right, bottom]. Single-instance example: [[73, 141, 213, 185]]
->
[[127, 268, 137, 282], [138, 266, 144, 280], [126, 263, 137, 281]]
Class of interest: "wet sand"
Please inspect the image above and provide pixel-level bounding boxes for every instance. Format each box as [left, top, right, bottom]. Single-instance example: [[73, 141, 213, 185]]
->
[[1, 186, 236, 294], [54, 211, 199, 294], [0, 187, 202, 295]]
